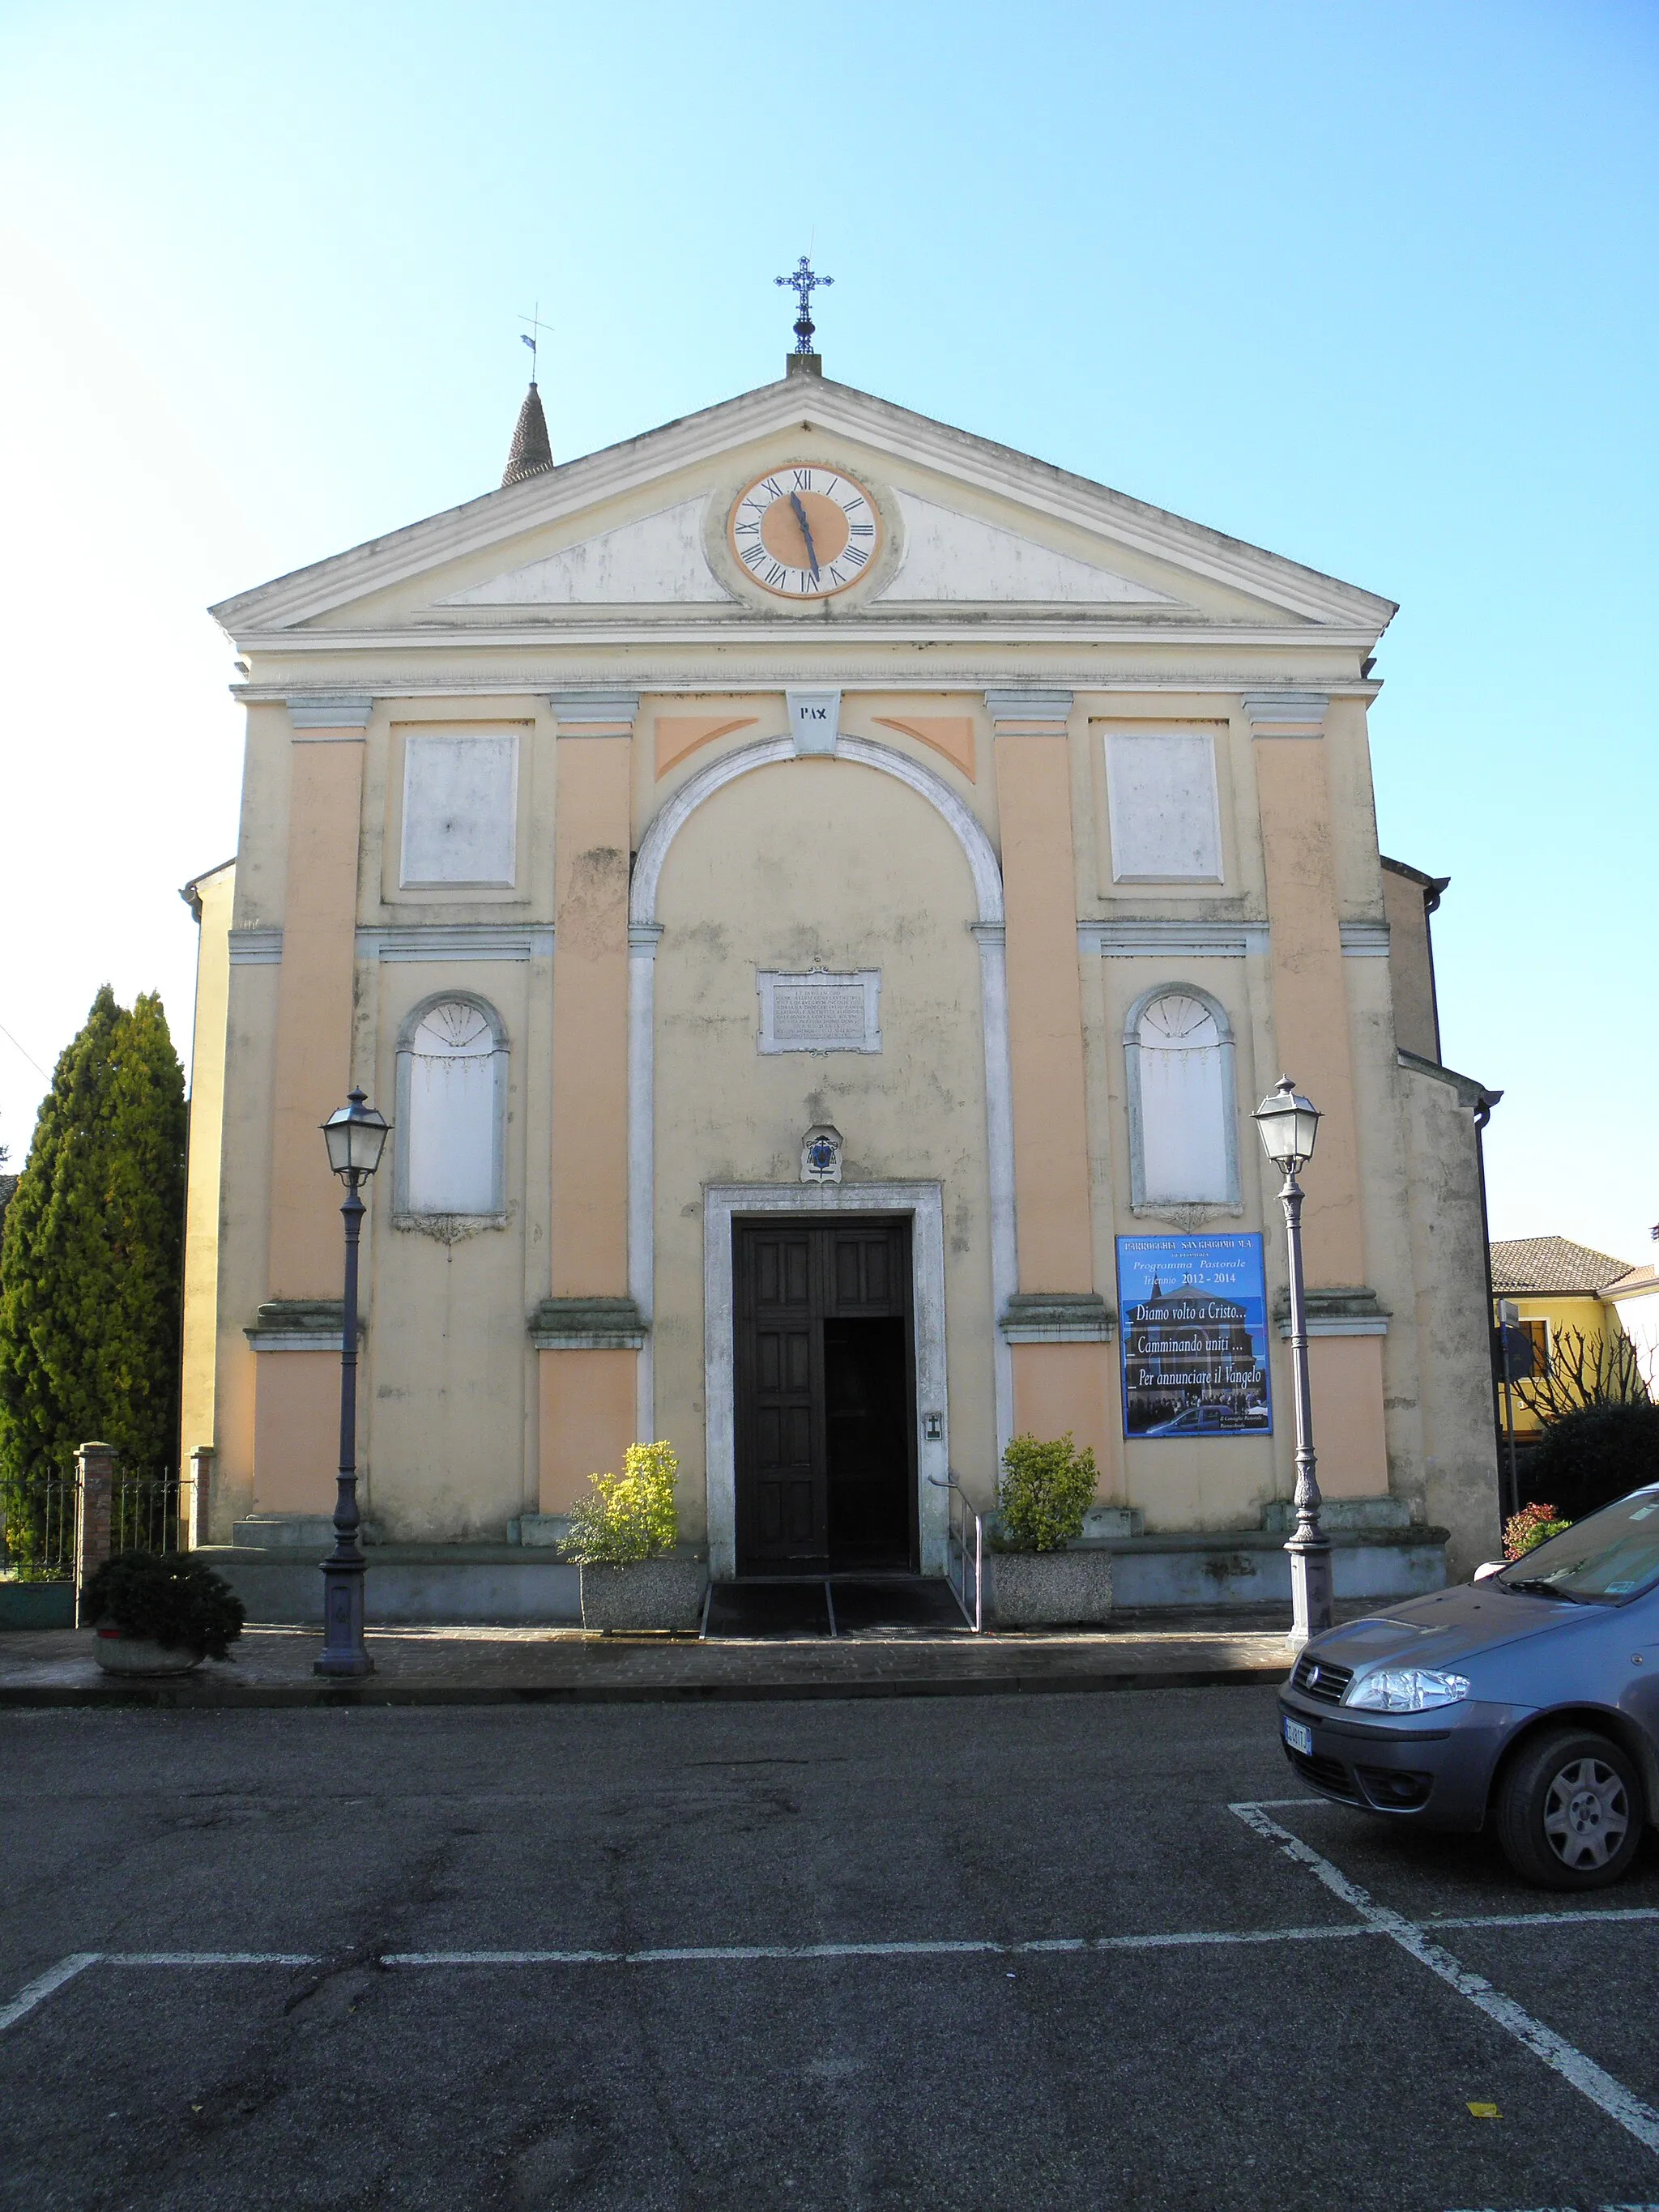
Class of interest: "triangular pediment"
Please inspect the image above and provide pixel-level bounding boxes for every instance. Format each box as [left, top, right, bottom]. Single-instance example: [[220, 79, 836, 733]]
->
[[437, 498, 731, 606], [873, 493, 1175, 606], [211, 373, 1397, 641]]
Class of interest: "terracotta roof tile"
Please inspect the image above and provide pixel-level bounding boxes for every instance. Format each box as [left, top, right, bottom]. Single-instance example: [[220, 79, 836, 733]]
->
[[1602, 1264, 1659, 1299], [1490, 1235, 1635, 1295]]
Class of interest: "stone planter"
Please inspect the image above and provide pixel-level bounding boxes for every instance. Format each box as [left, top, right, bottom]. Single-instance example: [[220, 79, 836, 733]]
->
[[93, 1629, 204, 1677], [578, 1557, 707, 1633], [986, 1545, 1113, 1629]]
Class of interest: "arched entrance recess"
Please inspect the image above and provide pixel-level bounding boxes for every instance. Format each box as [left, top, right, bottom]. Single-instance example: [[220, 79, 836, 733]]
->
[[625, 733, 1016, 1571]]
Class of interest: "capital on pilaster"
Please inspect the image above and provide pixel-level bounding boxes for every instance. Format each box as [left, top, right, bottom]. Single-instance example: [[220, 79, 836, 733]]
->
[[1241, 691, 1328, 735], [285, 693, 373, 735], [984, 688, 1073, 731], [548, 690, 641, 735]]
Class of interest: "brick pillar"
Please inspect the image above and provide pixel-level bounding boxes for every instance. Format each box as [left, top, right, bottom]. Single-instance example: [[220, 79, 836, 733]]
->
[[74, 1443, 116, 1626]]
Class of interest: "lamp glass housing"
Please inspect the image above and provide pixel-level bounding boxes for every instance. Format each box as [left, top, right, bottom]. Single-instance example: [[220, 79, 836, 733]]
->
[[1254, 1080, 1321, 1170], [322, 1090, 390, 1180]]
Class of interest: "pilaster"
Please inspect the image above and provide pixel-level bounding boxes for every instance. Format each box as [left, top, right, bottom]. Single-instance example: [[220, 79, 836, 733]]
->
[[255, 697, 371, 1517], [1246, 691, 1388, 1496], [987, 689, 1110, 1469], [542, 692, 641, 1507]]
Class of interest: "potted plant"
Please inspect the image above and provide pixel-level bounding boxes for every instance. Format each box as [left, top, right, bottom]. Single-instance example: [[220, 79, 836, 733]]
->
[[83, 1550, 246, 1676], [562, 1443, 707, 1632], [986, 1434, 1114, 1628]]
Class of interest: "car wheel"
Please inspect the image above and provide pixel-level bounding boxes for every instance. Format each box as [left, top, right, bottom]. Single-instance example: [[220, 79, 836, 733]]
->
[[1495, 1728, 1644, 1890]]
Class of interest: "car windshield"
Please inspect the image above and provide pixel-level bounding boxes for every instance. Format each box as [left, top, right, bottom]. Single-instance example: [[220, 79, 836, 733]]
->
[[1497, 1490, 1659, 1604]]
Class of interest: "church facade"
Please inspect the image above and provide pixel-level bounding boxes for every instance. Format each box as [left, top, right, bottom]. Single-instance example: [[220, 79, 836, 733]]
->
[[180, 353, 1502, 1595]]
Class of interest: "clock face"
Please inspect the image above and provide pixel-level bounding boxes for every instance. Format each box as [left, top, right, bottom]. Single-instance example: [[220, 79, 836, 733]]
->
[[728, 466, 881, 599]]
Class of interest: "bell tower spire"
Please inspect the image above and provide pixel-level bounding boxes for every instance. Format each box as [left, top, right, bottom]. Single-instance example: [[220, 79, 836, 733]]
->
[[501, 309, 554, 487]]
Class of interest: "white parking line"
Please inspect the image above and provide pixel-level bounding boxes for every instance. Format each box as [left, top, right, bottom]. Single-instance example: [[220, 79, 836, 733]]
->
[[1230, 1800, 1659, 2158], [0, 1953, 100, 2034]]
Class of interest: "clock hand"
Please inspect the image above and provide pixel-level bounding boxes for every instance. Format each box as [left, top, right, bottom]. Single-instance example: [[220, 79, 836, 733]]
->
[[789, 492, 821, 582]]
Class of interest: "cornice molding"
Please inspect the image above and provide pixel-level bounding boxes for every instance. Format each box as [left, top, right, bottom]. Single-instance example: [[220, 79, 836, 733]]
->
[[233, 623, 1384, 657], [1078, 919, 1269, 959], [236, 671, 1384, 702]]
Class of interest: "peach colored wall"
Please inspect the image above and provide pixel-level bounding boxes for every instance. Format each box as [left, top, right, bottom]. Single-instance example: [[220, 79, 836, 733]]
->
[[252, 1353, 343, 1515], [267, 731, 365, 1296], [1253, 735, 1367, 1288], [1010, 1345, 1114, 1484], [655, 714, 757, 778], [994, 731, 1094, 1292], [872, 715, 977, 782], [1306, 1336, 1391, 1497], [550, 735, 632, 1296], [539, 1349, 638, 1510]]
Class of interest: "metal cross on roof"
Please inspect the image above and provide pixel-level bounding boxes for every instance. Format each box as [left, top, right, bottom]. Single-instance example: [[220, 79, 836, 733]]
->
[[518, 301, 552, 381], [775, 255, 833, 355]]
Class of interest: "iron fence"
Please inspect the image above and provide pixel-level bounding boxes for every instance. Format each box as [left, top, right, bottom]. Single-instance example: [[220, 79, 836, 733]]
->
[[112, 1467, 193, 1558], [0, 1463, 78, 1582], [0, 1462, 193, 1584]]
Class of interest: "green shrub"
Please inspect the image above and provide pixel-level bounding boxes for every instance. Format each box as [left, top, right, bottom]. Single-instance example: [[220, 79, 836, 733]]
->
[[1524, 1400, 1659, 1524], [83, 1550, 245, 1659], [1503, 1501, 1572, 1561], [996, 1432, 1098, 1553], [562, 1442, 680, 1566]]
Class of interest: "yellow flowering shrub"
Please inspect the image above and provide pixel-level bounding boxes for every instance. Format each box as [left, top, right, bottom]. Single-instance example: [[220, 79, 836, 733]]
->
[[562, 1441, 680, 1566]]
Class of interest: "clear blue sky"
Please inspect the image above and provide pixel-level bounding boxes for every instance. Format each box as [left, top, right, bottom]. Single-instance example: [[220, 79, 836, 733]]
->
[[2, 1, 1654, 1263]]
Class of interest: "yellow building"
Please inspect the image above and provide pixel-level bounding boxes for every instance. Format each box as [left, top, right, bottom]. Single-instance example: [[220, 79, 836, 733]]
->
[[1491, 1236, 1659, 1443], [177, 341, 1503, 1615]]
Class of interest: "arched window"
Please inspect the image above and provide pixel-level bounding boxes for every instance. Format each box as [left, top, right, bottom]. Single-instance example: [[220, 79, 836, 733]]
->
[[395, 996, 508, 1217], [1124, 986, 1240, 1209]]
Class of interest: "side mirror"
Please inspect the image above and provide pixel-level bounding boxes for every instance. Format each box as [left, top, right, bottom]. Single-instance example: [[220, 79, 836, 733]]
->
[[1472, 1560, 1507, 1583]]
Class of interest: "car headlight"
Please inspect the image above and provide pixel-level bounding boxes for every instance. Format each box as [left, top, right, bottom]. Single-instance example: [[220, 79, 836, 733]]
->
[[1345, 1667, 1471, 1713]]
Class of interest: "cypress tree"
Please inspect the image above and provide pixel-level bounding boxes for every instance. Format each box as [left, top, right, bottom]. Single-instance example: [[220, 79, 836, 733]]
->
[[0, 987, 187, 1484]]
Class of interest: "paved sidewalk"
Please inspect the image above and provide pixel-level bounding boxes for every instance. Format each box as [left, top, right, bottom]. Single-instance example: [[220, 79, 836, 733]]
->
[[0, 1612, 1303, 1706]]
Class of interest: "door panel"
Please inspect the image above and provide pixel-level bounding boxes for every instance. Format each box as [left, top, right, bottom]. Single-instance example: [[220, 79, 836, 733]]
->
[[735, 1218, 917, 1575]]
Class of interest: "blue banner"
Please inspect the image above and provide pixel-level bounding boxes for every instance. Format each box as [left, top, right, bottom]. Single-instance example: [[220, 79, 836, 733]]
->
[[1115, 1233, 1273, 1439]]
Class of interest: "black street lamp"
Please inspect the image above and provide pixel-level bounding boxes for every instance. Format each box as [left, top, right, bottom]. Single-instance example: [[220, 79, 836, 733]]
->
[[316, 1089, 390, 1678], [1253, 1076, 1332, 1653]]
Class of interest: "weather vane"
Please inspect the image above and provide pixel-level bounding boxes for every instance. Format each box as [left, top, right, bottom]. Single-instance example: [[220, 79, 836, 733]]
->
[[775, 255, 832, 355], [518, 301, 552, 381]]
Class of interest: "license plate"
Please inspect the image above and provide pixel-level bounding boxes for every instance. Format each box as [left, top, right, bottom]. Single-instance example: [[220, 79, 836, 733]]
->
[[1282, 1716, 1313, 1757]]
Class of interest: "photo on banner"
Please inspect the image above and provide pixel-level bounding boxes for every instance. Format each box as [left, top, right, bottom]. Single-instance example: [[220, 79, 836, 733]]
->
[[1116, 1233, 1273, 1439]]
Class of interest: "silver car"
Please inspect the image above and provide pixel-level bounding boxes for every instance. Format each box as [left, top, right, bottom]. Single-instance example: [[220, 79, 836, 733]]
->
[[1277, 1484, 1659, 1888]]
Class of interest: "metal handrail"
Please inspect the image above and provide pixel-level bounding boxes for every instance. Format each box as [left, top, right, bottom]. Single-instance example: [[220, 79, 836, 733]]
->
[[928, 1470, 983, 1633]]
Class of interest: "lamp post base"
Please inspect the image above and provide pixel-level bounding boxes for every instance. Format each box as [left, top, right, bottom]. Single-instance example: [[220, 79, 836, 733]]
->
[[1286, 1534, 1334, 1654], [314, 1561, 375, 1677]]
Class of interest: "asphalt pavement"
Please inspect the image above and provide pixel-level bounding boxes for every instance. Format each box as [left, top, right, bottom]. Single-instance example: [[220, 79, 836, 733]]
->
[[2, 1690, 1657, 2211]]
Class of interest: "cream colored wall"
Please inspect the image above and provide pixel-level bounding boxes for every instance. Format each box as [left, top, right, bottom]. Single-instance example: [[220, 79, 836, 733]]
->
[[209, 418, 1498, 1560], [648, 757, 996, 1537], [1381, 867, 1439, 1062], [1399, 1065, 1503, 1573], [179, 867, 233, 1476], [360, 957, 536, 1540]]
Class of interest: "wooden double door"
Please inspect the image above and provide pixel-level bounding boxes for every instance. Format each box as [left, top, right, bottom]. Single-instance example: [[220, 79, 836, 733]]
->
[[734, 1217, 917, 1575]]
